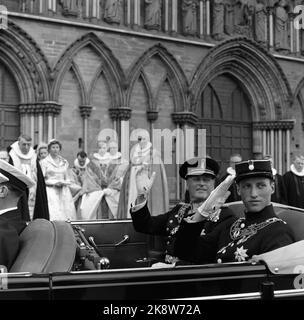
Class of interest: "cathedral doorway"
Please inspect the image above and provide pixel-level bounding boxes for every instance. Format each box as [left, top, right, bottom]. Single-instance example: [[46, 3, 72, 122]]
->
[[0, 63, 20, 149], [197, 74, 253, 176]]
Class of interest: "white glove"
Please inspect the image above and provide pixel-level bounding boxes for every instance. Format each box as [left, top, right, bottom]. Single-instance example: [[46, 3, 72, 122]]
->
[[135, 165, 156, 196], [103, 188, 112, 196], [197, 174, 235, 222]]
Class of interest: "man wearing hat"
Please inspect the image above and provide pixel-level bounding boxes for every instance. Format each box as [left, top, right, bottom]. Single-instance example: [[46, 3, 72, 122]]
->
[[174, 159, 295, 264], [0, 159, 35, 269], [130, 156, 234, 264]]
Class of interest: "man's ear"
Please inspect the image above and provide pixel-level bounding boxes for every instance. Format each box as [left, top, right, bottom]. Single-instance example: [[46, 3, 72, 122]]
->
[[0, 185, 9, 198], [236, 183, 241, 196], [270, 180, 275, 195]]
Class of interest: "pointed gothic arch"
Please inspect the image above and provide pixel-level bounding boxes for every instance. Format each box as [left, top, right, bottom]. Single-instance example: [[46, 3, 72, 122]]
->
[[51, 32, 125, 107], [0, 20, 51, 102], [190, 37, 292, 121], [293, 77, 304, 121], [126, 43, 189, 112]]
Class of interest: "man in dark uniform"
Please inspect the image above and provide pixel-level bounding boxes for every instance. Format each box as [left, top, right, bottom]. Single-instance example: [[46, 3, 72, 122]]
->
[[0, 159, 35, 269], [174, 159, 295, 264], [130, 156, 234, 265]]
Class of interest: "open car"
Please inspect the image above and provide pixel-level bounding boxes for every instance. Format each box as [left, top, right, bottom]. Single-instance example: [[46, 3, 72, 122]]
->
[[1, 202, 304, 300]]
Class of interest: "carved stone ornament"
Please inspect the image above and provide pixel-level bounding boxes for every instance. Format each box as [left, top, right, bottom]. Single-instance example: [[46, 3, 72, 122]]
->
[[171, 111, 198, 126], [109, 107, 132, 121], [147, 110, 159, 122], [79, 105, 93, 119]]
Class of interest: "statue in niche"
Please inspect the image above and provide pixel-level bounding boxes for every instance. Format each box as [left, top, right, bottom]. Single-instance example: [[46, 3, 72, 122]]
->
[[59, 0, 79, 17], [234, 0, 245, 26], [224, 0, 234, 36], [212, 0, 225, 40], [144, 0, 162, 31], [104, 0, 122, 24], [182, 0, 198, 36], [255, 0, 267, 44], [274, 0, 289, 52], [233, 0, 254, 38], [20, 0, 36, 13]]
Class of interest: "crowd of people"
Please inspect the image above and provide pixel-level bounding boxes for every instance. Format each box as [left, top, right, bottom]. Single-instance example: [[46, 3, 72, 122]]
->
[[0, 131, 169, 222]]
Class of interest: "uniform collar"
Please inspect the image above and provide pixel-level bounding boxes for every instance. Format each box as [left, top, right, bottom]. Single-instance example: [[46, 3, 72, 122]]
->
[[244, 204, 276, 223]]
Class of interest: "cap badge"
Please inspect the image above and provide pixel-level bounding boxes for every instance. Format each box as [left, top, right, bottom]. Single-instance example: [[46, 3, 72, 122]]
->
[[200, 159, 206, 170], [248, 160, 254, 171]]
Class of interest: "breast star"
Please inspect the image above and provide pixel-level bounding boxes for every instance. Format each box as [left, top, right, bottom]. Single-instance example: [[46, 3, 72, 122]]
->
[[234, 246, 249, 262]]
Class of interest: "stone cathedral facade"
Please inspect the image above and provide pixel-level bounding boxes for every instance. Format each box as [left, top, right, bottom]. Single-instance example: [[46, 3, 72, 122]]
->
[[0, 0, 304, 202]]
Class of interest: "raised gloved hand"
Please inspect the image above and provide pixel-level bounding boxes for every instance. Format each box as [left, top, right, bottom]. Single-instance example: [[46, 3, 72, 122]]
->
[[135, 165, 156, 197], [185, 174, 235, 223], [197, 174, 235, 221], [103, 188, 112, 196]]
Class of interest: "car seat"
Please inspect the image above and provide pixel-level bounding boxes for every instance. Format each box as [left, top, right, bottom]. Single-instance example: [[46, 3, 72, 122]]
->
[[10, 219, 76, 273]]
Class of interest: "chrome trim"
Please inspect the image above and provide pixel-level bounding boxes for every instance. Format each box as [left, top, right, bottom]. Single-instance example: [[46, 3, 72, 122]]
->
[[274, 288, 304, 298], [170, 292, 261, 300], [71, 219, 132, 225], [171, 288, 304, 300]]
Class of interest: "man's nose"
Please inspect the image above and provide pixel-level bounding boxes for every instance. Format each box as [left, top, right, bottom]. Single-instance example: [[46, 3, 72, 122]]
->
[[250, 186, 258, 197], [197, 178, 206, 185]]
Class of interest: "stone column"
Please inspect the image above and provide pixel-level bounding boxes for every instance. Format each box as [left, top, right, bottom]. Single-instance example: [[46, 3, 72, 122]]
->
[[44, 102, 61, 142], [79, 105, 93, 153], [147, 110, 158, 144], [171, 0, 178, 35], [252, 128, 263, 159], [134, 0, 141, 28], [267, 6, 274, 49], [199, 0, 204, 38], [127, 0, 131, 26], [286, 129, 290, 171], [289, 12, 295, 53], [19, 103, 35, 140], [84, 0, 90, 18], [206, 0, 210, 36], [164, 0, 169, 32], [172, 111, 198, 199], [109, 107, 132, 160]]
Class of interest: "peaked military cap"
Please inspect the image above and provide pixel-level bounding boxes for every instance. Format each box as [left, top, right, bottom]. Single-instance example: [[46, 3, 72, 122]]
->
[[235, 159, 273, 183], [179, 157, 220, 180], [0, 159, 35, 191]]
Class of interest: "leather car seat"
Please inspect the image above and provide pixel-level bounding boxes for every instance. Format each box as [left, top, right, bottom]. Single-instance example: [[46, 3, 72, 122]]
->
[[10, 219, 76, 273], [275, 207, 304, 241]]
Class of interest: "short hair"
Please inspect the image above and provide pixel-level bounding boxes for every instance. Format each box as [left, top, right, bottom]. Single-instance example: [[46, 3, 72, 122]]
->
[[77, 151, 87, 158], [18, 134, 32, 142], [48, 139, 62, 151]]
